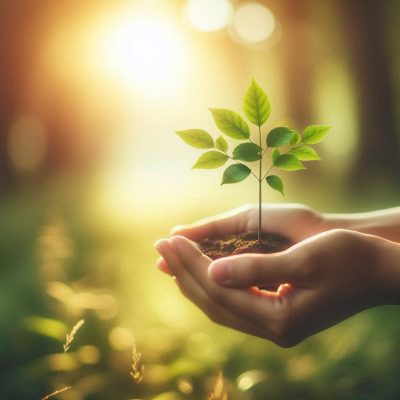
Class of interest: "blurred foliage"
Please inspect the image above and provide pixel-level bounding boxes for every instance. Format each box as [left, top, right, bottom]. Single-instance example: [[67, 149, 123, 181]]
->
[[0, 183, 400, 400]]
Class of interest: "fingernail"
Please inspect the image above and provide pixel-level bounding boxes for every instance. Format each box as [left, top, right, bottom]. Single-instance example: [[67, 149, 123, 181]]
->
[[209, 260, 232, 284], [168, 236, 180, 251], [154, 239, 169, 254]]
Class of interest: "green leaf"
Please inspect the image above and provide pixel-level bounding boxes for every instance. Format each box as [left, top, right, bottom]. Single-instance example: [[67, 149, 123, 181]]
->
[[232, 143, 261, 162], [290, 130, 302, 145], [176, 129, 214, 149], [192, 151, 228, 169], [267, 127, 294, 147], [209, 108, 250, 140], [289, 145, 320, 161], [303, 125, 331, 144], [272, 148, 280, 164], [215, 135, 228, 152], [221, 163, 251, 184], [274, 154, 305, 171], [243, 79, 271, 126], [266, 175, 284, 195]]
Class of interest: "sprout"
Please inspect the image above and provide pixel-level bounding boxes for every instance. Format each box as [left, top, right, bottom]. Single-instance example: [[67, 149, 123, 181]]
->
[[176, 80, 330, 242]]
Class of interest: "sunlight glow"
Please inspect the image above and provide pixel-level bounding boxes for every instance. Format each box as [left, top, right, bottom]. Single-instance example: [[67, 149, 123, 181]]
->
[[93, 14, 186, 95], [184, 0, 233, 32], [233, 2, 276, 43]]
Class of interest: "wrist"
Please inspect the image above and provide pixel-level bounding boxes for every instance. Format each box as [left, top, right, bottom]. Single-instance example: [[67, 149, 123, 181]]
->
[[374, 237, 400, 305], [321, 213, 357, 231], [321, 209, 400, 243]]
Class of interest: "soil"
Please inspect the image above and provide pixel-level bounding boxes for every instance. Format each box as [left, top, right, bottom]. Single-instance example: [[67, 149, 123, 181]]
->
[[200, 231, 292, 260]]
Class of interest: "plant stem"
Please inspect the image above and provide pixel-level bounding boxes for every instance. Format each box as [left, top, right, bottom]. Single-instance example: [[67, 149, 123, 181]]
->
[[261, 165, 273, 181], [225, 153, 259, 180], [258, 126, 262, 242]]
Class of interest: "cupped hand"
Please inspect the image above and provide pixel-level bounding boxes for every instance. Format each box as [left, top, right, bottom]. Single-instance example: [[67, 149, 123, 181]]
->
[[157, 204, 329, 274], [171, 203, 330, 244], [155, 229, 399, 347]]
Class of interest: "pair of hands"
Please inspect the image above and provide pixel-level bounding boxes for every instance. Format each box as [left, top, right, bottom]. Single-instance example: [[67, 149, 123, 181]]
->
[[155, 204, 400, 347]]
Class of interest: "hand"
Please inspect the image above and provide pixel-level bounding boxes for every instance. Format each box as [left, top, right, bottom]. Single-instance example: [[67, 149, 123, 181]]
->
[[172, 203, 330, 243], [157, 204, 330, 274], [155, 229, 400, 347]]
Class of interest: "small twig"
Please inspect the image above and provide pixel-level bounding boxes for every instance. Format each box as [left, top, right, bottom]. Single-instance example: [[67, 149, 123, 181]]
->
[[63, 319, 84, 353], [130, 341, 145, 384], [41, 386, 71, 400], [261, 164, 274, 181]]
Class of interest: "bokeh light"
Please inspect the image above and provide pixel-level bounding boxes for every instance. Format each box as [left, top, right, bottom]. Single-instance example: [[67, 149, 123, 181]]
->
[[77, 345, 101, 365], [237, 369, 267, 391], [176, 377, 193, 394], [232, 2, 276, 43], [183, 0, 233, 32], [108, 326, 134, 351]]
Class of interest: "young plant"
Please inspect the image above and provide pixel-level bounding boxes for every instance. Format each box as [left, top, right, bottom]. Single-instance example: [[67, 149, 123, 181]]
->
[[176, 79, 330, 242]]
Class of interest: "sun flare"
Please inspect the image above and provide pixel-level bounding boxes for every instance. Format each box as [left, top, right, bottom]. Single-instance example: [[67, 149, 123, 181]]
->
[[92, 13, 187, 96]]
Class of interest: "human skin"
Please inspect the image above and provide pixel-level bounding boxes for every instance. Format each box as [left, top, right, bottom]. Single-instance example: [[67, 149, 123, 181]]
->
[[154, 204, 400, 347]]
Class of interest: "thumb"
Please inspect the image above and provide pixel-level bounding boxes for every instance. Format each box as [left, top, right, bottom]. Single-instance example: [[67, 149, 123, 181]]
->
[[208, 253, 294, 288]]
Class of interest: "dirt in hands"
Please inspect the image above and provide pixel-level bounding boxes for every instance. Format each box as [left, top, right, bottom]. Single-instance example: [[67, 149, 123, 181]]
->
[[200, 231, 292, 260]]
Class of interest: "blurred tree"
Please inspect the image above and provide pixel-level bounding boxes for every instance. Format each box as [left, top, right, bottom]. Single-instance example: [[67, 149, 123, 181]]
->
[[339, 0, 400, 187], [0, 0, 42, 188], [275, 0, 315, 128], [0, 1, 18, 189]]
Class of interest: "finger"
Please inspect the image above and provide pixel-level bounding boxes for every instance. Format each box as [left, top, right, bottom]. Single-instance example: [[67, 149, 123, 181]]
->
[[155, 239, 265, 336], [155, 238, 269, 338], [208, 252, 297, 288], [156, 257, 171, 275], [171, 205, 255, 241], [155, 238, 202, 275], [169, 236, 288, 336]]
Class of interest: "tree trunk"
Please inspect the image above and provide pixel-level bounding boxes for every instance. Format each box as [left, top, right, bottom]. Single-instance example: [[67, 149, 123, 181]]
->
[[340, 0, 400, 186]]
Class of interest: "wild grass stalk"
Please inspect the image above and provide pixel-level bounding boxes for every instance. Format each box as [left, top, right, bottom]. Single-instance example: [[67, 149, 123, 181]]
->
[[63, 319, 85, 353], [130, 341, 145, 384], [40, 386, 71, 400]]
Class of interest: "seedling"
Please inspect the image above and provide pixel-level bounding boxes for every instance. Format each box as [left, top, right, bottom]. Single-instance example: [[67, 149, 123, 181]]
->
[[176, 80, 330, 242]]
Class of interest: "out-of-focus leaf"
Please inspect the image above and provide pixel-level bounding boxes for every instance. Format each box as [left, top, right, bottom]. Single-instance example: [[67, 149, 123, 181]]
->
[[23, 316, 66, 340]]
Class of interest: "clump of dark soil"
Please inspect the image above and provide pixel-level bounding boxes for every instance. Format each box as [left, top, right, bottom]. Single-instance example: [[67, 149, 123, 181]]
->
[[200, 231, 292, 260]]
